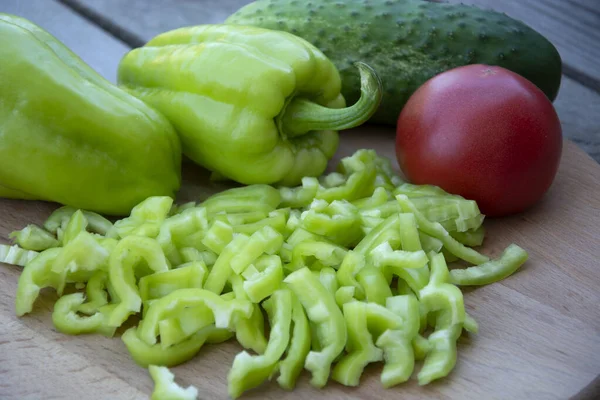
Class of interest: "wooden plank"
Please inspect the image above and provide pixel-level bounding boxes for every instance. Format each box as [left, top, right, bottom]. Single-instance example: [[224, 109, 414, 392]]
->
[[1, 132, 599, 400], [460, 0, 600, 90], [2, 0, 130, 82]]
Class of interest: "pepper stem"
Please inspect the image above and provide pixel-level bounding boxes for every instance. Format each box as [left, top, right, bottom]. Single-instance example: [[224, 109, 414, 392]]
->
[[277, 62, 383, 138]]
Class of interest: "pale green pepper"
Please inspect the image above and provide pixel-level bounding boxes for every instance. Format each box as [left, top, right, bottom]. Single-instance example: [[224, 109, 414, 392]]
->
[[139, 261, 207, 303], [284, 267, 346, 388], [15, 248, 63, 316], [122, 326, 210, 368], [229, 273, 268, 354], [52, 293, 115, 337], [110, 196, 173, 239], [118, 25, 381, 186], [229, 226, 283, 275], [9, 225, 58, 251], [108, 236, 170, 327], [396, 195, 489, 265], [148, 365, 198, 400], [449, 244, 528, 286], [376, 295, 421, 387], [137, 288, 253, 346], [300, 199, 361, 246], [356, 266, 392, 306], [204, 234, 250, 294], [241, 255, 283, 303], [0, 244, 39, 268], [0, 14, 181, 215], [227, 289, 292, 398], [331, 301, 383, 386], [201, 220, 234, 254], [43, 206, 113, 236], [277, 293, 311, 390], [287, 241, 347, 272]]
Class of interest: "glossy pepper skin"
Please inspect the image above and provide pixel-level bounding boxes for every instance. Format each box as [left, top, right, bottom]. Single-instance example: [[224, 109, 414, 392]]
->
[[0, 15, 181, 215], [118, 24, 382, 186]]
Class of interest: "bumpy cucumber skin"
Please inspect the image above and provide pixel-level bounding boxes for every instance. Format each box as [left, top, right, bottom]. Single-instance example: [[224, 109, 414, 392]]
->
[[227, 0, 562, 125]]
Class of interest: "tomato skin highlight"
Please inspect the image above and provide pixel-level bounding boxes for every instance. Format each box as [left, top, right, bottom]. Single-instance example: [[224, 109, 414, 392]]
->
[[395, 64, 563, 217]]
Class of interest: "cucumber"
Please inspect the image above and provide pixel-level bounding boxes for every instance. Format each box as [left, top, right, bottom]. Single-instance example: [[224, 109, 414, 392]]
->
[[226, 0, 562, 125]]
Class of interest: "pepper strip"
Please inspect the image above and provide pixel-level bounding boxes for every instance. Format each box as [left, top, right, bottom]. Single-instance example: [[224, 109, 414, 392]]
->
[[312, 267, 338, 295], [375, 295, 421, 387], [301, 199, 361, 247], [351, 186, 391, 210], [0, 244, 39, 267], [77, 270, 109, 315], [148, 365, 198, 400], [331, 301, 384, 386], [51, 231, 112, 289], [279, 177, 319, 208], [416, 252, 466, 385], [111, 196, 173, 239], [277, 293, 311, 390], [139, 261, 207, 303], [15, 248, 63, 316], [335, 286, 356, 308], [449, 244, 528, 286], [396, 195, 489, 265], [316, 149, 377, 203], [52, 293, 116, 337], [233, 209, 288, 236], [287, 241, 347, 272], [200, 185, 281, 215], [229, 273, 268, 354], [122, 326, 210, 368], [354, 214, 401, 255], [370, 242, 429, 270], [356, 266, 392, 306], [450, 226, 486, 247], [227, 289, 292, 399], [9, 225, 58, 251], [137, 288, 253, 346], [200, 220, 233, 255], [156, 207, 210, 266], [284, 267, 346, 388], [108, 236, 170, 327], [229, 226, 283, 275], [241, 255, 283, 303], [158, 305, 215, 349], [336, 251, 366, 300], [204, 234, 250, 294], [43, 206, 113, 236]]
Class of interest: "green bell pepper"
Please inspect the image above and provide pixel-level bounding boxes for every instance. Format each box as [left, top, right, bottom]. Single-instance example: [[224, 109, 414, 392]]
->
[[118, 24, 382, 186], [52, 293, 116, 337], [0, 14, 181, 215]]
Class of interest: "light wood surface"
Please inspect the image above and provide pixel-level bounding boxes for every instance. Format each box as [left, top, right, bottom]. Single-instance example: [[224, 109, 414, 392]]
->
[[1, 127, 600, 400]]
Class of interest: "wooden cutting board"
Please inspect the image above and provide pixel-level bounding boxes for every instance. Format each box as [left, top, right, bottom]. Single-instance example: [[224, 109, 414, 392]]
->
[[1, 127, 599, 400]]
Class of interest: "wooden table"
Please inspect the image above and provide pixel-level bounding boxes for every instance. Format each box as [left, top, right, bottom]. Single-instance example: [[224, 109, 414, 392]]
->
[[1, 1, 599, 399]]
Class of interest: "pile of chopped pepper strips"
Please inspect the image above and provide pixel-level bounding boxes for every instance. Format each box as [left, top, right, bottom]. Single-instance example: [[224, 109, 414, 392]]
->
[[1, 149, 527, 399]]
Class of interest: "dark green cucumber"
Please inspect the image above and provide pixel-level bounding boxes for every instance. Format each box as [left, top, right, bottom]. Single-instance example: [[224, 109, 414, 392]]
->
[[226, 0, 562, 125]]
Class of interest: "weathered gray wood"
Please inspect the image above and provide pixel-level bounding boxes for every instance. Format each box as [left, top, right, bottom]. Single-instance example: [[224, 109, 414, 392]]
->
[[2, 0, 130, 83], [461, 0, 600, 90]]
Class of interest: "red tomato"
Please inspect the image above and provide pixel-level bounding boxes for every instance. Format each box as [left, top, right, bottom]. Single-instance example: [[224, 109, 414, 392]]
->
[[395, 64, 563, 217]]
